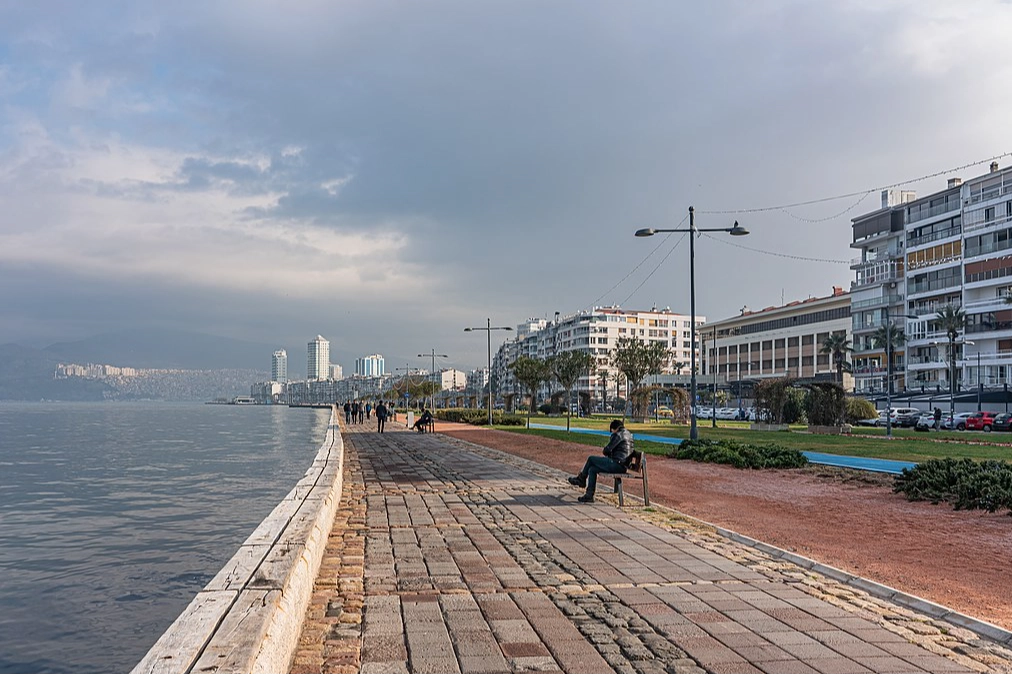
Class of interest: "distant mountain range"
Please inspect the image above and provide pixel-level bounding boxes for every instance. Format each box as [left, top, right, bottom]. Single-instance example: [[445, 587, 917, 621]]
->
[[0, 329, 304, 401], [42, 328, 284, 370]]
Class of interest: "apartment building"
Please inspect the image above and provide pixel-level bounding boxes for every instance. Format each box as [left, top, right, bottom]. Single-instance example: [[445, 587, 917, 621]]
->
[[851, 161, 1012, 396], [494, 306, 703, 405], [700, 288, 852, 393]]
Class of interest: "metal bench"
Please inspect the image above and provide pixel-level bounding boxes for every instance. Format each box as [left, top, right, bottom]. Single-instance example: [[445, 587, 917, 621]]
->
[[602, 450, 650, 507]]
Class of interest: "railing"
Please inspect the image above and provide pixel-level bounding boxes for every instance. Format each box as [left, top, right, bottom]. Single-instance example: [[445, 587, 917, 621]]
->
[[852, 269, 902, 290], [963, 296, 1012, 312], [962, 212, 1012, 237], [907, 330, 951, 343], [907, 278, 961, 295], [906, 253, 962, 272], [909, 301, 961, 317], [966, 182, 1012, 205], [850, 250, 901, 267], [966, 321, 1012, 335], [907, 227, 962, 248], [907, 200, 960, 224], [851, 295, 903, 311]]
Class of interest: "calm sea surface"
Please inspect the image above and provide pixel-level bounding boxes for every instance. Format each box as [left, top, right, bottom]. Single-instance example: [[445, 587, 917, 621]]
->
[[0, 401, 332, 674]]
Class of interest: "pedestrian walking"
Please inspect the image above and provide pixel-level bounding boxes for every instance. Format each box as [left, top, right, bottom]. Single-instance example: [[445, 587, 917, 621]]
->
[[343, 400, 351, 425], [351, 401, 360, 424], [375, 400, 388, 433], [365, 402, 372, 420]]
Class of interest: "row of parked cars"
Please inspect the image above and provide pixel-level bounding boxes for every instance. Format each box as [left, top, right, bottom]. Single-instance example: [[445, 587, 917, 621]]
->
[[859, 407, 1012, 432]]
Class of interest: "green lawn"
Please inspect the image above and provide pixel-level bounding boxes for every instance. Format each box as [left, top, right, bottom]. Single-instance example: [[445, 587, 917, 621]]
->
[[497, 415, 1012, 463]]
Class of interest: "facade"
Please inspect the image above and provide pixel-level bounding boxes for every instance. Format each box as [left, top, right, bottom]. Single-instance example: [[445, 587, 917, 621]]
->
[[355, 354, 385, 377], [494, 306, 703, 406], [435, 368, 468, 391], [307, 335, 330, 381], [700, 288, 852, 391], [271, 349, 288, 383], [329, 364, 344, 380], [851, 161, 1012, 396]]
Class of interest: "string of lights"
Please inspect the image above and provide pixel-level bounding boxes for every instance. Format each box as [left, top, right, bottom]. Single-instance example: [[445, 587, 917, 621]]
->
[[700, 231, 850, 264], [697, 151, 1012, 216]]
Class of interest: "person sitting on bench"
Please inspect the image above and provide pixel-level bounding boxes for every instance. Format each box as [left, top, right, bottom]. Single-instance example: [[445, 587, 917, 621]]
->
[[413, 409, 434, 432], [568, 419, 633, 503]]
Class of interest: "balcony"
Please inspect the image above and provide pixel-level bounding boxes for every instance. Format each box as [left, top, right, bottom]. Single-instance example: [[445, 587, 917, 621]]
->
[[907, 278, 961, 297], [962, 296, 1012, 313], [850, 294, 903, 311], [850, 250, 901, 269], [962, 212, 1012, 237], [907, 227, 962, 249], [852, 267, 903, 290], [966, 320, 1012, 336]]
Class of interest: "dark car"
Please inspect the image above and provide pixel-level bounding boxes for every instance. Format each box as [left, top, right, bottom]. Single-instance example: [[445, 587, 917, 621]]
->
[[993, 413, 1012, 432], [894, 410, 922, 427]]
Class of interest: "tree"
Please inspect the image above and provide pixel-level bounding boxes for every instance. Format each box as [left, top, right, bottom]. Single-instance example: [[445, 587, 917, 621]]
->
[[509, 356, 553, 428], [597, 368, 609, 413], [872, 323, 906, 394], [753, 375, 795, 424], [935, 304, 966, 393], [549, 350, 595, 431], [611, 337, 671, 419], [819, 332, 852, 385], [803, 382, 847, 426]]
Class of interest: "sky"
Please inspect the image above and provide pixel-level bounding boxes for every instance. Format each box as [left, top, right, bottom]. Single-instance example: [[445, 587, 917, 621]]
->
[[3, 1, 1012, 374]]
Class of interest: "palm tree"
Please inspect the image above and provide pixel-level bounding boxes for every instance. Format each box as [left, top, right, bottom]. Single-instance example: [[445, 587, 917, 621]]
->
[[935, 304, 966, 393], [872, 324, 905, 394], [819, 332, 852, 385]]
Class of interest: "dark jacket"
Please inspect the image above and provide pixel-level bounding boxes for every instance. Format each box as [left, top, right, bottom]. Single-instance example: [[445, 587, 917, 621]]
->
[[376, 403, 388, 420], [603, 426, 633, 466]]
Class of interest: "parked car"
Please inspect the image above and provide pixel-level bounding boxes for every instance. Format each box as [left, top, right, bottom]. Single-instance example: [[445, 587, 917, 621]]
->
[[914, 414, 938, 431], [965, 411, 1001, 432], [715, 407, 739, 420], [993, 413, 1012, 432], [856, 416, 881, 427], [893, 408, 922, 427], [942, 412, 975, 431]]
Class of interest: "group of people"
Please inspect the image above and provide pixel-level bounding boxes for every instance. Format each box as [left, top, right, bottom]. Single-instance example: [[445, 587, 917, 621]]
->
[[342, 399, 391, 433]]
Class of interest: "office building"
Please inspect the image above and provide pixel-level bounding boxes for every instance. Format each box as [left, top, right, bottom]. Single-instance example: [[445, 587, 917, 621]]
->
[[355, 354, 385, 377], [307, 335, 330, 381], [271, 349, 288, 383]]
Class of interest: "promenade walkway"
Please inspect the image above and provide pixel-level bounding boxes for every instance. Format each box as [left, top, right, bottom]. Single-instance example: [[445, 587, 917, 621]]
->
[[293, 425, 1012, 674]]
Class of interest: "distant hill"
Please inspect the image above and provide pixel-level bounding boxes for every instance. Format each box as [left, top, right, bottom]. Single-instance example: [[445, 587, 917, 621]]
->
[[0, 343, 115, 401], [43, 328, 285, 370]]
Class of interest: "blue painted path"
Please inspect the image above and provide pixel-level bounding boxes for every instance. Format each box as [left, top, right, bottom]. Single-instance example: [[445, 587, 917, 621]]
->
[[527, 423, 917, 475]]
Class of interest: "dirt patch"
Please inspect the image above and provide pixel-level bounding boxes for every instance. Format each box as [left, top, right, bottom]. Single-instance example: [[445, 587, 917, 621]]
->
[[438, 423, 1012, 631]]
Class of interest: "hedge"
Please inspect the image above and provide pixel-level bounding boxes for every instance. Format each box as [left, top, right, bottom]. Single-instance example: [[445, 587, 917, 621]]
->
[[669, 438, 808, 470], [893, 457, 1012, 514], [434, 409, 526, 426]]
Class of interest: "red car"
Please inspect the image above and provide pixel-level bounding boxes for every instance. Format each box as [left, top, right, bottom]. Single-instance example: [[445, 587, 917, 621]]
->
[[965, 411, 1001, 432]]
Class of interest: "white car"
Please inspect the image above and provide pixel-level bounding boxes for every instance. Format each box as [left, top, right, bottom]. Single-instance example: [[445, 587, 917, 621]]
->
[[942, 412, 974, 431], [715, 407, 739, 420]]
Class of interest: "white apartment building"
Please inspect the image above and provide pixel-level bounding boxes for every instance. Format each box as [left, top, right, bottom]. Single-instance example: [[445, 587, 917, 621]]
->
[[307, 335, 330, 381], [852, 161, 1012, 398], [355, 354, 385, 377], [494, 306, 703, 405], [271, 349, 288, 383], [329, 364, 344, 380], [701, 288, 852, 392], [435, 368, 468, 391]]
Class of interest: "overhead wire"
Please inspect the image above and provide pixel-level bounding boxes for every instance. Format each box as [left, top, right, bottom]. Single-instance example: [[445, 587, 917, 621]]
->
[[697, 150, 1012, 216], [619, 231, 689, 306], [583, 213, 688, 311], [699, 232, 850, 264]]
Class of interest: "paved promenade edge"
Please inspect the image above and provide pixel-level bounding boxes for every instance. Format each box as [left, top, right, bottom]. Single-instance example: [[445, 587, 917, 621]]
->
[[133, 406, 345, 674]]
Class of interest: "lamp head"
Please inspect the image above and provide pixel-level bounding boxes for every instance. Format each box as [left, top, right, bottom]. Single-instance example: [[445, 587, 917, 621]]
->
[[729, 221, 749, 236], [635, 228, 657, 237], [464, 328, 472, 332]]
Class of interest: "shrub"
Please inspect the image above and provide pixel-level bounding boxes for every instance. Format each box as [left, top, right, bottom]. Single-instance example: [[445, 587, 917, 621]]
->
[[894, 458, 1012, 514], [803, 382, 846, 426], [845, 397, 878, 424], [434, 408, 525, 426], [670, 438, 808, 469]]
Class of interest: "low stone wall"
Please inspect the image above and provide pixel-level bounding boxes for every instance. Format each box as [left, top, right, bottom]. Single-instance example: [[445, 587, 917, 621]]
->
[[133, 407, 344, 674]]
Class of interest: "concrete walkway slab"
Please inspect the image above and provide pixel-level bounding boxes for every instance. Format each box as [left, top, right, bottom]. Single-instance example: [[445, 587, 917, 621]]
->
[[293, 425, 1012, 673]]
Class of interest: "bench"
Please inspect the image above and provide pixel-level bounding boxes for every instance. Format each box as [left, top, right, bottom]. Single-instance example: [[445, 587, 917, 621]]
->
[[414, 418, 435, 433], [601, 450, 650, 507]]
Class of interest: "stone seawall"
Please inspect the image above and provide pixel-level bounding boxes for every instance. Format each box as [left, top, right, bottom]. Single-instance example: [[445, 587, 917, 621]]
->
[[133, 406, 344, 674]]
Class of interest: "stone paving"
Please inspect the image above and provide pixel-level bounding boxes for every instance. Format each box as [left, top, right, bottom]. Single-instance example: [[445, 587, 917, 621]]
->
[[292, 425, 1012, 674]]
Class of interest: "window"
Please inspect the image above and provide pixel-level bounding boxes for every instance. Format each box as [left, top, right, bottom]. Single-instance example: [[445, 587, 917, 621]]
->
[[986, 206, 996, 223], [762, 340, 773, 350], [775, 339, 785, 349], [788, 337, 799, 347], [802, 335, 814, 345]]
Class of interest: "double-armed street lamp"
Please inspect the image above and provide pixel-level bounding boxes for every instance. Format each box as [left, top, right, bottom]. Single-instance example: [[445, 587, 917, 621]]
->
[[464, 319, 513, 426], [636, 206, 749, 440], [964, 340, 981, 412], [418, 349, 448, 411], [883, 307, 919, 438]]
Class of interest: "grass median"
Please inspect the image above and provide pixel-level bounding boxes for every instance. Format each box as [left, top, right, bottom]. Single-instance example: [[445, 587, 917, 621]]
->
[[491, 415, 1012, 464]]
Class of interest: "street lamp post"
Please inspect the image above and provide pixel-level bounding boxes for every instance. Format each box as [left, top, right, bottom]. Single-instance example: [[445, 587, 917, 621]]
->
[[464, 318, 513, 426], [883, 307, 919, 438], [964, 340, 980, 411], [709, 330, 717, 428], [636, 206, 749, 440], [418, 349, 448, 411]]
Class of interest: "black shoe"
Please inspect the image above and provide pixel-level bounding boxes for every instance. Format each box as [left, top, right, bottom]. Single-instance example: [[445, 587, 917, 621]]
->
[[567, 476, 586, 488], [577, 494, 595, 503]]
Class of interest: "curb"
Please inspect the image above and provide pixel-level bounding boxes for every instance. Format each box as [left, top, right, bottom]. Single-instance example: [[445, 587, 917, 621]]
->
[[133, 407, 345, 674]]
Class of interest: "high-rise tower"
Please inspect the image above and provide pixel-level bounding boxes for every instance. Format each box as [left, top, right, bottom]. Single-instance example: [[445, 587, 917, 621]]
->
[[307, 336, 330, 381], [271, 349, 288, 383]]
